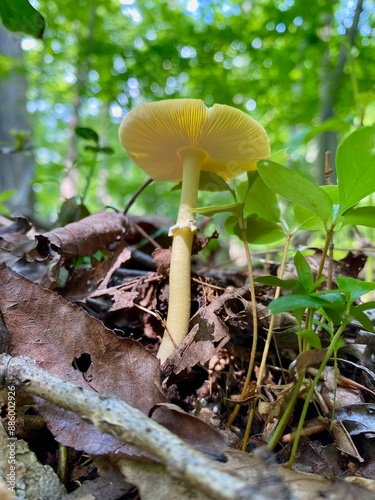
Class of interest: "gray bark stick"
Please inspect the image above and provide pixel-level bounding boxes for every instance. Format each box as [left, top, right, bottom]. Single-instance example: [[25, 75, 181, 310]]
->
[[0, 353, 268, 500]]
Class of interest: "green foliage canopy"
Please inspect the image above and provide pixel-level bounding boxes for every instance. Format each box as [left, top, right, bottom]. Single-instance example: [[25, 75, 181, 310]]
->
[[1, 0, 375, 221]]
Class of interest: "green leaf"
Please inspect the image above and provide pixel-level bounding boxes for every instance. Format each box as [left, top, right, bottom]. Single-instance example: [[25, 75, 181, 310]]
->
[[199, 172, 234, 193], [340, 206, 375, 228], [257, 160, 333, 225], [194, 202, 243, 217], [294, 251, 313, 293], [84, 145, 114, 155], [269, 149, 289, 165], [245, 216, 285, 245], [268, 295, 331, 314], [293, 205, 325, 231], [55, 197, 90, 226], [336, 276, 375, 303], [0, 0, 45, 39], [243, 175, 281, 222], [297, 329, 322, 350], [255, 275, 305, 293], [336, 127, 375, 213], [173, 171, 234, 195], [314, 291, 346, 309], [224, 214, 239, 235], [246, 170, 258, 188], [350, 308, 374, 332], [75, 127, 99, 144], [97, 146, 114, 155]]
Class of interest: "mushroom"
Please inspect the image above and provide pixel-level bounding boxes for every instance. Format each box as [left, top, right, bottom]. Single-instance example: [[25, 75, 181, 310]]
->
[[119, 99, 270, 363]]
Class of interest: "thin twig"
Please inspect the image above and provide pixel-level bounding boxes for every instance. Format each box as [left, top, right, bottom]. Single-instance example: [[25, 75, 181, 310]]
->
[[123, 178, 154, 215]]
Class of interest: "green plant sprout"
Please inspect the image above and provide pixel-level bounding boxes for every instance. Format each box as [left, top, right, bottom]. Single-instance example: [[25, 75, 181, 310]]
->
[[197, 125, 375, 458], [252, 125, 375, 463]]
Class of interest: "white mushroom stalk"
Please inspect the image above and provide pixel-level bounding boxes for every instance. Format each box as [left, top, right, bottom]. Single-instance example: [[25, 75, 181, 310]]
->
[[119, 99, 270, 364]]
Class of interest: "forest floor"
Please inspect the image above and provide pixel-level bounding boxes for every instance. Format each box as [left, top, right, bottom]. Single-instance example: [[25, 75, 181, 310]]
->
[[0, 210, 375, 499]]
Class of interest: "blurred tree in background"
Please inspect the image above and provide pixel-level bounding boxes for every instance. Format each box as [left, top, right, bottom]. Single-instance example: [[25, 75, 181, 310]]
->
[[0, 0, 374, 225]]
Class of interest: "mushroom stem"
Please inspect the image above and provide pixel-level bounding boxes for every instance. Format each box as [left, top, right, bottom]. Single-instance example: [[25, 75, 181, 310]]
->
[[157, 149, 204, 363]]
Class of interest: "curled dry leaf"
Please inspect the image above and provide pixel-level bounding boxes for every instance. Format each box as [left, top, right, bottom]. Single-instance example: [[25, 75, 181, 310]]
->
[[164, 287, 253, 374], [330, 420, 364, 462], [61, 244, 133, 302], [30, 211, 134, 260], [0, 214, 32, 248], [295, 348, 328, 373]]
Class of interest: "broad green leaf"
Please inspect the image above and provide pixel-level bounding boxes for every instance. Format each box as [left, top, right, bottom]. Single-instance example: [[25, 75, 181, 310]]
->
[[322, 185, 340, 205], [336, 127, 375, 213], [297, 329, 322, 350], [84, 146, 115, 154], [314, 291, 346, 309], [55, 197, 90, 226], [255, 275, 305, 293], [194, 202, 243, 217], [97, 146, 114, 155], [246, 170, 259, 189], [294, 251, 313, 292], [198, 172, 233, 193], [293, 204, 325, 231], [340, 206, 375, 228], [350, 308, 374, 332], [293, 185, 340, 230], [244, 175, 281, 222], [314, 291, 346, 324], [0, 0, 45, 38], [75, 127, 99, 144], [257, 160, 333, 225], [269, 149, 289, 165], [336, 276, 375, 303], [350, 301, 375, 332], [245, 216, 285, 245], [269, 295, 331, 314], [173, 172, 234, 194], [349, 300, 375, 314]]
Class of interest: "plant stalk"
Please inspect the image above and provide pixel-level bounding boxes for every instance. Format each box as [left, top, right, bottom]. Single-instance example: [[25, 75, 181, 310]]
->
[[157, 149, 203, 363], [287, 319, 349, 466], [227, 215, 258, 431]]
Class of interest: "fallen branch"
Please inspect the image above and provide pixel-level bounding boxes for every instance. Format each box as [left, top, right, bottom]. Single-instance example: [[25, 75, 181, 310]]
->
[[0, 353, 281, 500]]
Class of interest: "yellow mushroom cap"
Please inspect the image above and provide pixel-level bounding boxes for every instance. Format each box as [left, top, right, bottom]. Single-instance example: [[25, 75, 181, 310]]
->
[[119, 98, 270, 182]]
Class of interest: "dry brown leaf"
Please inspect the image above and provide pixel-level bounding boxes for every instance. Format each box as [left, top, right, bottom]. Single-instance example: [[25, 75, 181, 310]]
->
[[164, 288, 247, 374], [61, 471, 133, 499], [150, 403, 227, 461], [330, 420, 364, 462], [0, 264, 165, 454], [31, 211, 134, 259], [296, 348, 327, 373]]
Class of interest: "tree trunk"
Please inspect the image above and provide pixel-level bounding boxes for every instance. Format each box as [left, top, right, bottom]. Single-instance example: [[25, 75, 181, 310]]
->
[[318, 0, 363, 184], [0, 26, 35, 217], [317, 0, 363, 184]]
